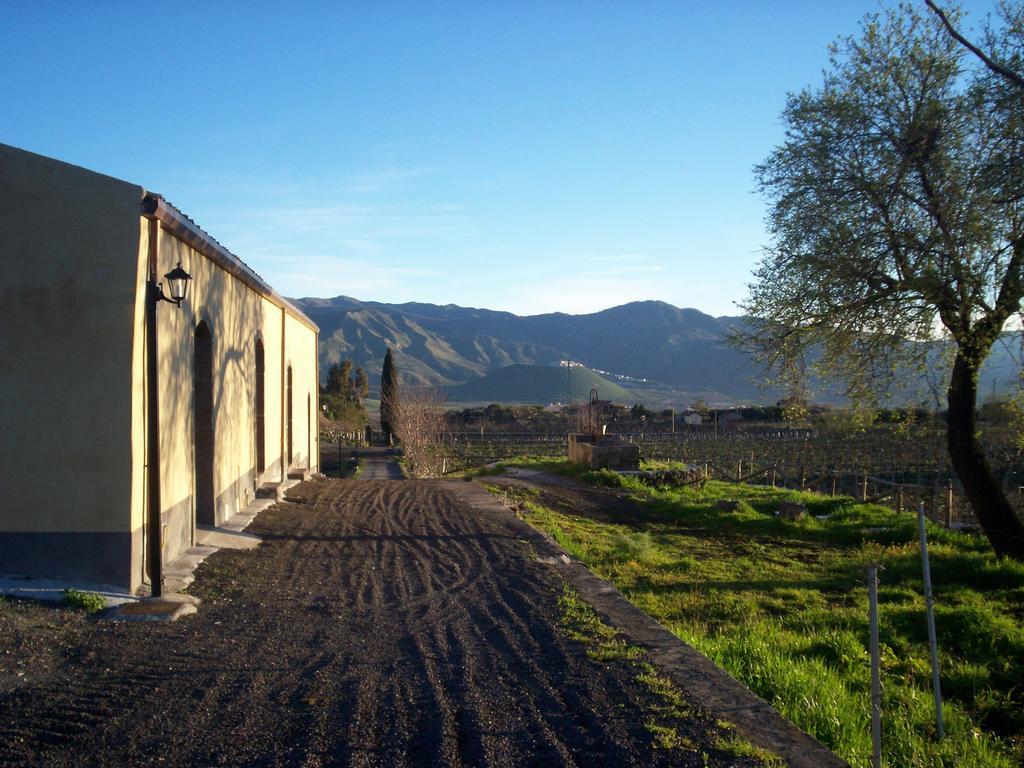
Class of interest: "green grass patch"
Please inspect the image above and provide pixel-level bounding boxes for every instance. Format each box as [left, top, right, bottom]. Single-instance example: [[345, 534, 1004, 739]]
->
[[557, 586, 642, 663], [62, 589, 105, 613], [457, 462, 509, 478], [501, 456, 592, 477], [512, 462, 1023, 768], [556, 585, 777, 764]]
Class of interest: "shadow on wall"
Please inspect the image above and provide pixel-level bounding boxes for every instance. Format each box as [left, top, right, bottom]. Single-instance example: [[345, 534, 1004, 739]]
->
[[155, 240, 267, 537]]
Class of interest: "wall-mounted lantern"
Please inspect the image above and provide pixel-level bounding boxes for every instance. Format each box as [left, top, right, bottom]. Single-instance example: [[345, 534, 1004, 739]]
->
[[157, 261, 192, 306]]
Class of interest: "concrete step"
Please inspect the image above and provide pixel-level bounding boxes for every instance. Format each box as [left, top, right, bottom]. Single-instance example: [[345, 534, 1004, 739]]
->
[[256, 478, 302, 502], [255, 482, 280, 500], [195, 525, 261, 551], [162, 544, 218, 594]]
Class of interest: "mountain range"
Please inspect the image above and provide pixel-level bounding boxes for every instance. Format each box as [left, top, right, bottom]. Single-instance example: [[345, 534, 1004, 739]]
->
[[293, 296, 779, 406], [290, 296, 1019, 408]]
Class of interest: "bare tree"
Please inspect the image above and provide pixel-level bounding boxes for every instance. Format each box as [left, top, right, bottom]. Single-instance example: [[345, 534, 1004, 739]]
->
[[393, 387, 447, 478]]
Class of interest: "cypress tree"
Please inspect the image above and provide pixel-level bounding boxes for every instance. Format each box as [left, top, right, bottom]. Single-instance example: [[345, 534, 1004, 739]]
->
[[380, 348, 399, 442]]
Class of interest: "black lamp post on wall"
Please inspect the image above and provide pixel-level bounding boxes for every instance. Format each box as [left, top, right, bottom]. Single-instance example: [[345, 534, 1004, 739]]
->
[[161, 263, 191, 306], [146, 260, 191, 597]]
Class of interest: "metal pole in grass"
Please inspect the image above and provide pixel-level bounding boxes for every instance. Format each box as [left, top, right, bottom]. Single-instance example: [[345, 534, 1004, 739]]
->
[[917, 502, 945, 739], [868, 565, 882, 768]]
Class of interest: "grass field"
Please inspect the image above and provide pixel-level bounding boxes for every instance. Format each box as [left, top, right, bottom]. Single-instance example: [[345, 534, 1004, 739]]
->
[[492, 460, 1024, 768]]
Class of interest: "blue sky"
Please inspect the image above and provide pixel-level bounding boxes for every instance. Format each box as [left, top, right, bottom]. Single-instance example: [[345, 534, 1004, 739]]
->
[[1, 1, 1000, 316]]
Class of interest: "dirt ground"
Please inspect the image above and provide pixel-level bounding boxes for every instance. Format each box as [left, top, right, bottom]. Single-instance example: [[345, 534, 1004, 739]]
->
[[0, 479, 762, 767]]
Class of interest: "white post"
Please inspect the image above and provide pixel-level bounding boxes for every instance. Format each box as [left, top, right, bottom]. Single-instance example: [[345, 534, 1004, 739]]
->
[[917, 503, 945, 739], [868, 565, 882, 768]]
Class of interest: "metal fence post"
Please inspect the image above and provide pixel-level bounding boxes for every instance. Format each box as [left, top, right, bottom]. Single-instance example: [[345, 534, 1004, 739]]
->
[[917, 503, 945, 739], [868, 565, 882, 768]]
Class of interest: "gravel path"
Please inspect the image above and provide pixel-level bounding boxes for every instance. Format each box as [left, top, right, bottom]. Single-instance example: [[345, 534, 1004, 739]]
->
[[0, 479, 763, 767], [357, 448, 404, 480]]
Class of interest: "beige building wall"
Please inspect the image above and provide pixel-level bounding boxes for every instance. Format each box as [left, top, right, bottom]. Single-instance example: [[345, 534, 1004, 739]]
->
[[284, 312, 319, 472], [127, 216, 319, 590], [1, 143, 319, 592], [0, 145, 143, 588]]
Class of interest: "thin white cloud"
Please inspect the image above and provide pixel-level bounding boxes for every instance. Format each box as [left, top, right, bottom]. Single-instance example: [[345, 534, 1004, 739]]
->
[[251, 252, 434, 300], [153, 163, 756, 317], [591, 253, 650, 263], [340, 166, 434, 194]]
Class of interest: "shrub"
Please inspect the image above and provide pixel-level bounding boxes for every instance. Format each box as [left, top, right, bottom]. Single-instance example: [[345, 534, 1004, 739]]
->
[[63, 588, 106, 613], [609, 530, 657, 564], [582, 468, 623, 487]]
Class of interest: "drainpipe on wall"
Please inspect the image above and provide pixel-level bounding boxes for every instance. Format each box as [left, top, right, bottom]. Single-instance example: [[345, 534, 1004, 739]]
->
[[144, 217, 164, 597], [314, 330, 319, 473], [280, 306, 286, 482]]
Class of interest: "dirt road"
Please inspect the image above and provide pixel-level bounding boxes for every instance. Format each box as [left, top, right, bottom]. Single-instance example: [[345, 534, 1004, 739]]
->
[[0, 479, 761, 767]]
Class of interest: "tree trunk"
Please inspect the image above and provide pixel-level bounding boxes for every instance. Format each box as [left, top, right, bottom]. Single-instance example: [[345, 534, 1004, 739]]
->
[[946, 353, 1024, 560]]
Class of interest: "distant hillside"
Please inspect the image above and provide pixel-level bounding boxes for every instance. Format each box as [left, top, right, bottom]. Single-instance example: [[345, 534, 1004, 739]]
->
[[291, 296, 769, 404], [289, 295, 1021, 407], [445, 364, 632, 405]]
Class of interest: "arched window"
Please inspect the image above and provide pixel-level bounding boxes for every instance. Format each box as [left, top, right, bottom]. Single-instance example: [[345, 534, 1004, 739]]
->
[[194, 322, 215, 526], [286, 365, 293, 467], [255, 338, 265, 474]]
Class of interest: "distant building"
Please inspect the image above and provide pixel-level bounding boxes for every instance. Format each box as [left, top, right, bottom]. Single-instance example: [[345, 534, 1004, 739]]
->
[[682, 411, 704, 426], [0, 144, 319, 591], [719, 411, 744, 430]]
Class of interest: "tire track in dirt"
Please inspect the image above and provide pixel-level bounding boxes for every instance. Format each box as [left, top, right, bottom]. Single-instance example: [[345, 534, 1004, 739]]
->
[[0, 478, 764, 767]]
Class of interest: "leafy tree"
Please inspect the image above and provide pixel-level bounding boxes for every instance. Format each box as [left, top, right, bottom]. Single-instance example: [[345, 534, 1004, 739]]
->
[[325, 359, 372, 408], [338, 359, 353, 396], [326, 361, 354, 401], [630, 403, 652, 419], [322, 358, 368, 433], [741, 4, 1024, 558], [354, 367, 369, 402], [927, 0, 1024, 89], [325, 362, 341, 396], [380, 347, 399, 442]]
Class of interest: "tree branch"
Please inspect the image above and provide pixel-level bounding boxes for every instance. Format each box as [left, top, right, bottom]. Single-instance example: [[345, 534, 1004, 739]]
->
[[926, 0, 1024, 89]]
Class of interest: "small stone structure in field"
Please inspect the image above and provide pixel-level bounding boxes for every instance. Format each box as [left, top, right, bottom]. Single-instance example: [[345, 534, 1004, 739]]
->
[[567, 389, 640, 470], [568, 433, 641, 470]]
